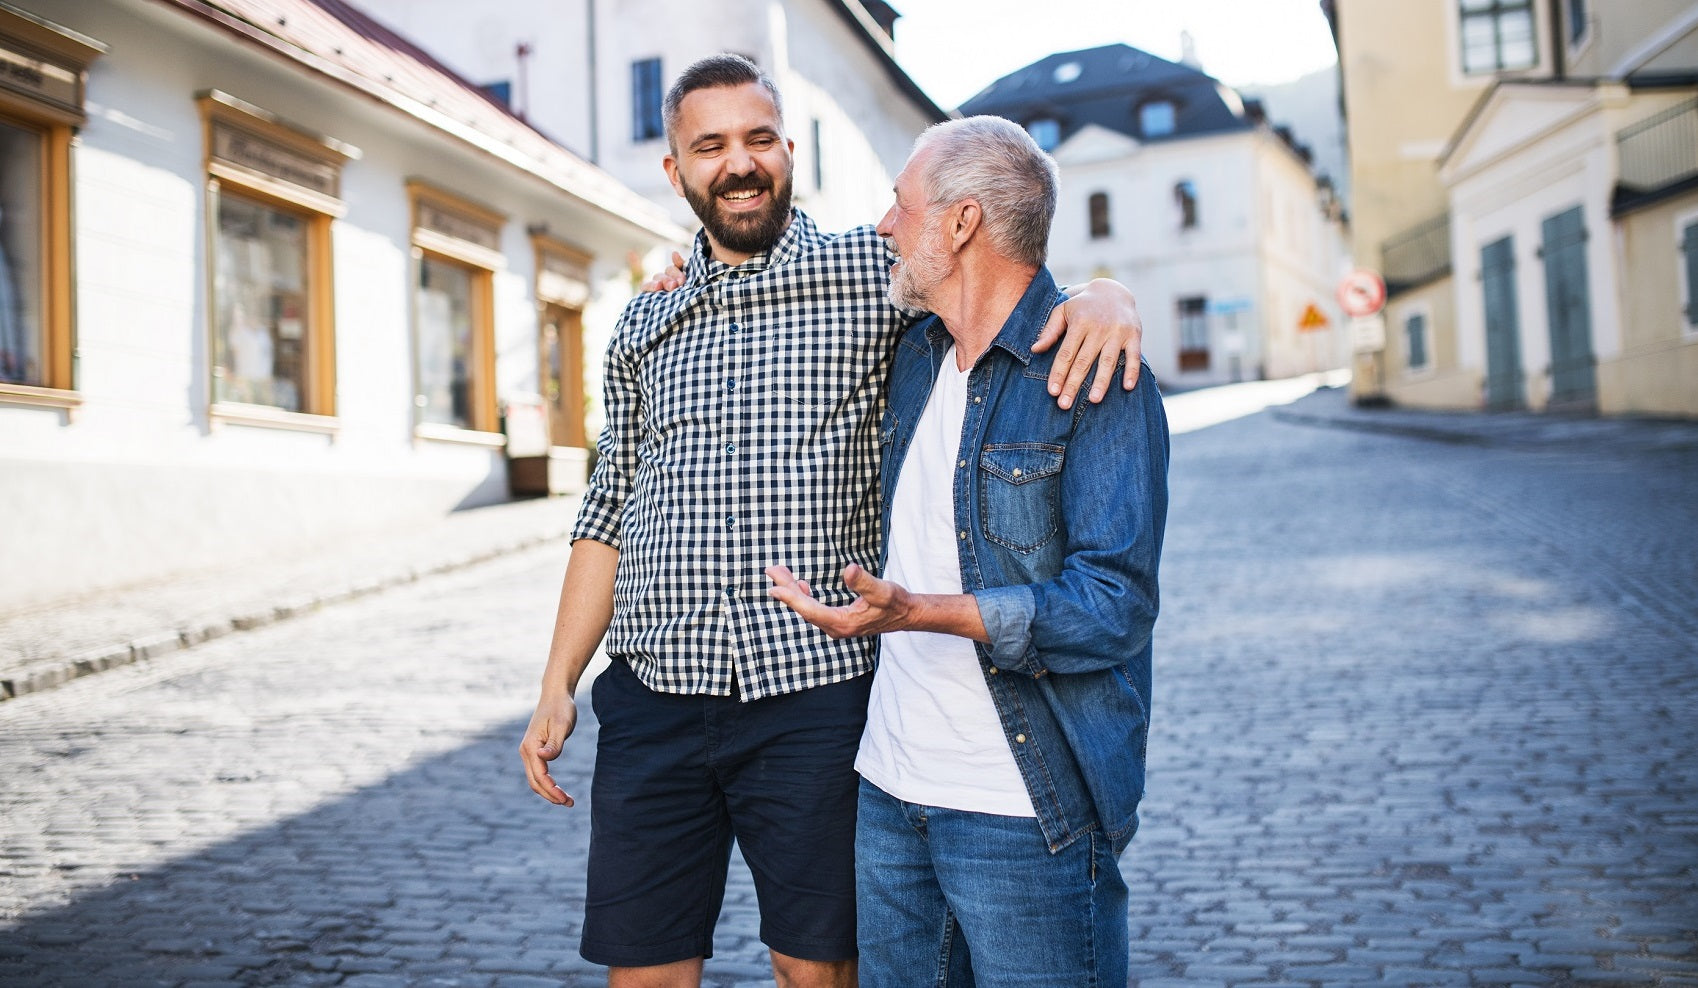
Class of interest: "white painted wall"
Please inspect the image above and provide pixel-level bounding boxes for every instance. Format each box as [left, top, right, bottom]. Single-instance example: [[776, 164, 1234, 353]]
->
[[1050, 125, 1346, 388], [350, 0, 937, 235], [0, 0, 672, 609]]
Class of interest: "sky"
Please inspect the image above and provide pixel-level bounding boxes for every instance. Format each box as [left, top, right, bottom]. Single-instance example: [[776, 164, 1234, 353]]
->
[[890, 0, 1339, 110]]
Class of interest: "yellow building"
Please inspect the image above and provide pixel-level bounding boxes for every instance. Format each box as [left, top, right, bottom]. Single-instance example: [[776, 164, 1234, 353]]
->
[[1325, 0, 1698, 417]]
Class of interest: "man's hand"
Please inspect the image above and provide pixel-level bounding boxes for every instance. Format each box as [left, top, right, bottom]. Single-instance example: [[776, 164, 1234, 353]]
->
[[519, 692, 579, 806], [1032, 278, 1144, 409], [638, 250, 688, 293], [765, 563, 913, 639]]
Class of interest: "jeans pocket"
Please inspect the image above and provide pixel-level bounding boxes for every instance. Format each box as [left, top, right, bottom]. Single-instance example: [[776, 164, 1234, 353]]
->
[[979, 443, 1064, 552]]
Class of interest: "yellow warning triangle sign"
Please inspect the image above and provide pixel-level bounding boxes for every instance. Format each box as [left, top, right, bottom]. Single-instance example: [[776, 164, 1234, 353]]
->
[[1298, 303, 1330, 332]]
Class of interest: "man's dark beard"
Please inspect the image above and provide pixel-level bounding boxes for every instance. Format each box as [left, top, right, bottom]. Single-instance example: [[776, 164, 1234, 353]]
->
[[682, 170, 794, 255]]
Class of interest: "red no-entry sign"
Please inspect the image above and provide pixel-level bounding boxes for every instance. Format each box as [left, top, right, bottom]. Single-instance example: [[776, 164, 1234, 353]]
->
[[1337, 268, 1387, 318]]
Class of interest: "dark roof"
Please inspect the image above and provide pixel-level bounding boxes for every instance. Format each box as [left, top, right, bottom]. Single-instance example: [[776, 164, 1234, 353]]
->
[[958, 43, 1251, 145]]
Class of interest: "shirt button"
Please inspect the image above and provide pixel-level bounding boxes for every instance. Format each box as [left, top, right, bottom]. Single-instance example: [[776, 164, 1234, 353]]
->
[[988, 666, 999, 675], [724, 586, 738, 598], [973, 396, 982, 404], [958, 530, 968, 541], [725, 442, 736, 455], [726, 378, 737, 392], [1015, 733, 1027, 743], [730, 323, 741, 333], [957, 458, 966, 468], [1012, 468, 1023, 477], [726, 515, 736, 530]]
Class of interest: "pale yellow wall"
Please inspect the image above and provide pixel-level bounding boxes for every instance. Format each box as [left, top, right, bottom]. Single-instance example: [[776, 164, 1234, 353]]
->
[[1605, 191, 1698, 417], [1383, 276, 1481, 408], [1336, 0, 1555, 265]]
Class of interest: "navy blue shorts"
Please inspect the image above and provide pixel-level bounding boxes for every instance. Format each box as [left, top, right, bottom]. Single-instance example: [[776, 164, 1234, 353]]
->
[[580, 658, 871, 968]]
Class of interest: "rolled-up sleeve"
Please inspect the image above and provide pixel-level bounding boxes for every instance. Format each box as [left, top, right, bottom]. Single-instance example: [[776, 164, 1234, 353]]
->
[[974, 583, 1040, 674], [569, 314, 641, 549]]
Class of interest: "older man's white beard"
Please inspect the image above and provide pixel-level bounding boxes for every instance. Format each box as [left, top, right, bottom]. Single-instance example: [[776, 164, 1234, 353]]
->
[[888, 240, 949, 312]]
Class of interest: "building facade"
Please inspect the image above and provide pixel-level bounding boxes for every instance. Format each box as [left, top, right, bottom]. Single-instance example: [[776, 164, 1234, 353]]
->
[[1327, 0, 1698, 417], [346, 0, 946, 236], [0, 0, 685, 610], [962, 45, 1351, 390]]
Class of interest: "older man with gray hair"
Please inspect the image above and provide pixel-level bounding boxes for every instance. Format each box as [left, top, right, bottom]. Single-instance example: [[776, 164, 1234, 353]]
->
[[767, 116, 1170, 986]]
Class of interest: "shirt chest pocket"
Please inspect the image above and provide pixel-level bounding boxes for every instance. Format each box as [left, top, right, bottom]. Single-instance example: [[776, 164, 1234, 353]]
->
[[978, 443, 1064, 553]]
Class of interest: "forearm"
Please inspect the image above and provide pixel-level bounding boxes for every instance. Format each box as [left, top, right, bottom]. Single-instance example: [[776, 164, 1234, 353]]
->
[[901, 592, 990, 643], [538, 539, 619, 697]]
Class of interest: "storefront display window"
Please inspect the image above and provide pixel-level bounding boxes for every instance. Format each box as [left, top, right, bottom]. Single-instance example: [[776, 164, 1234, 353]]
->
[[199, 91, 354, 428], [0, 10, 102, 407], [408, 181, 502, 439], [415, 255, 477, 429], [213, 193, 310, 411], [0, 117, 42, 386]]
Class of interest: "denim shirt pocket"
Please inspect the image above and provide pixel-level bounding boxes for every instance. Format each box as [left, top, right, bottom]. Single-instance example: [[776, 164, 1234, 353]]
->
[[978, 443, 1065, 552]]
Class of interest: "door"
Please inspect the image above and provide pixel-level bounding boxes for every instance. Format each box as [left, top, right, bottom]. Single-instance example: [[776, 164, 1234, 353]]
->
[[539, 302, 587, 450], [1540, 206, 1597, 410], [1480, 236, 1524, 411]]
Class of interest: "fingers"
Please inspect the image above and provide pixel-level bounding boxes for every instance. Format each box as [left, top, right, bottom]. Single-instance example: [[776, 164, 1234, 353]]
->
[[520, 739, 572, 805], [1030, 307, 1065, 354]]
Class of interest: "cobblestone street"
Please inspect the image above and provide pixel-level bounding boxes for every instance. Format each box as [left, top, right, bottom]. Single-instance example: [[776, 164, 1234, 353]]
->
[[2, 390, 1695, 986]]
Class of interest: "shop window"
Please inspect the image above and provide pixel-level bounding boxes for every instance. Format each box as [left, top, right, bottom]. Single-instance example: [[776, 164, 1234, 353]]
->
[[1460, 0, 1537, 75], [201, 92, 353, 430], [632, 57, 664, 142], [1088, 192, 1111, 240], [1177, 295, 1210, 371], [1175, 180, 1198, 229], [409, 182, 504, 440], [0, 11, 104, 408]]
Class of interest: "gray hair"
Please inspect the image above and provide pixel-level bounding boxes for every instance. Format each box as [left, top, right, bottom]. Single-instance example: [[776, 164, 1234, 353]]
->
[[911, 116, 1058, 267], [663, 53, 784, 152]]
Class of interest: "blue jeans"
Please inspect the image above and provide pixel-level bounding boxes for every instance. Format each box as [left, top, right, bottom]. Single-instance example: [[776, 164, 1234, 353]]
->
[[855, 779, 1130, 987]]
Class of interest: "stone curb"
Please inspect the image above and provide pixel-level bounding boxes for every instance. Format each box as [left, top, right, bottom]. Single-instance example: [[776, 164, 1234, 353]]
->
[[0, 528, 571, 703]]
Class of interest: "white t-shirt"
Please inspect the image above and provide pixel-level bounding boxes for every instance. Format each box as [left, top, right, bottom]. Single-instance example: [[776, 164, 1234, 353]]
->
[[855, 345, 1036, 817]]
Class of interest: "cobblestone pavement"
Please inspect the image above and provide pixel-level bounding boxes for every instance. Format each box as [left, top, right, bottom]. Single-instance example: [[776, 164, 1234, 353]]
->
[[1, 395, 1695, 986]]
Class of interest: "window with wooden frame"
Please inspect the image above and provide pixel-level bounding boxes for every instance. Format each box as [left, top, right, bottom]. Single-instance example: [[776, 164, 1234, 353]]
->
[[0, 11, 103, 410], [200, 92, 356, 431], [409, 182, 505, 442]]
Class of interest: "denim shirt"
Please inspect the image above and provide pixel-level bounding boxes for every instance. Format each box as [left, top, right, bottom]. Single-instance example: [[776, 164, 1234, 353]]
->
[[878, 266, 1169, 854]]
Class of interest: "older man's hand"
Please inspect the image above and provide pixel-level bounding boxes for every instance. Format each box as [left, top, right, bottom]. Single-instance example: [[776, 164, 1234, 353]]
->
[[765, 563, 913, 640]]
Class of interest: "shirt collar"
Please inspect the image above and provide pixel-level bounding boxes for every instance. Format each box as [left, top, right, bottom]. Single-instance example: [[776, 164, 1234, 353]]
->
[[684, 208, 817, 285]]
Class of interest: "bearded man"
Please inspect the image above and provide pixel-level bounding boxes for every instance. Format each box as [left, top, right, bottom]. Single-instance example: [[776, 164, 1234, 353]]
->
[[518, 54, 1144, 988]]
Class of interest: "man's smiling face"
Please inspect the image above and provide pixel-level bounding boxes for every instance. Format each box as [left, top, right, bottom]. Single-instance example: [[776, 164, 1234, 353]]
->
[[664, 82, 796, 264]]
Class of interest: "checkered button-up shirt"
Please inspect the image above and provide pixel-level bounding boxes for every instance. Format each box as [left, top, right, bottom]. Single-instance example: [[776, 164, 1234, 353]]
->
[[572, 210, 908, 701]]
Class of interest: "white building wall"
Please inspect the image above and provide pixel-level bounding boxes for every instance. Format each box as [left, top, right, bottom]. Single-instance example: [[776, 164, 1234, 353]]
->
[[350, 0, 937, 236], [1048, 125, 1343, 388], [0, 0, 673, 609]]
